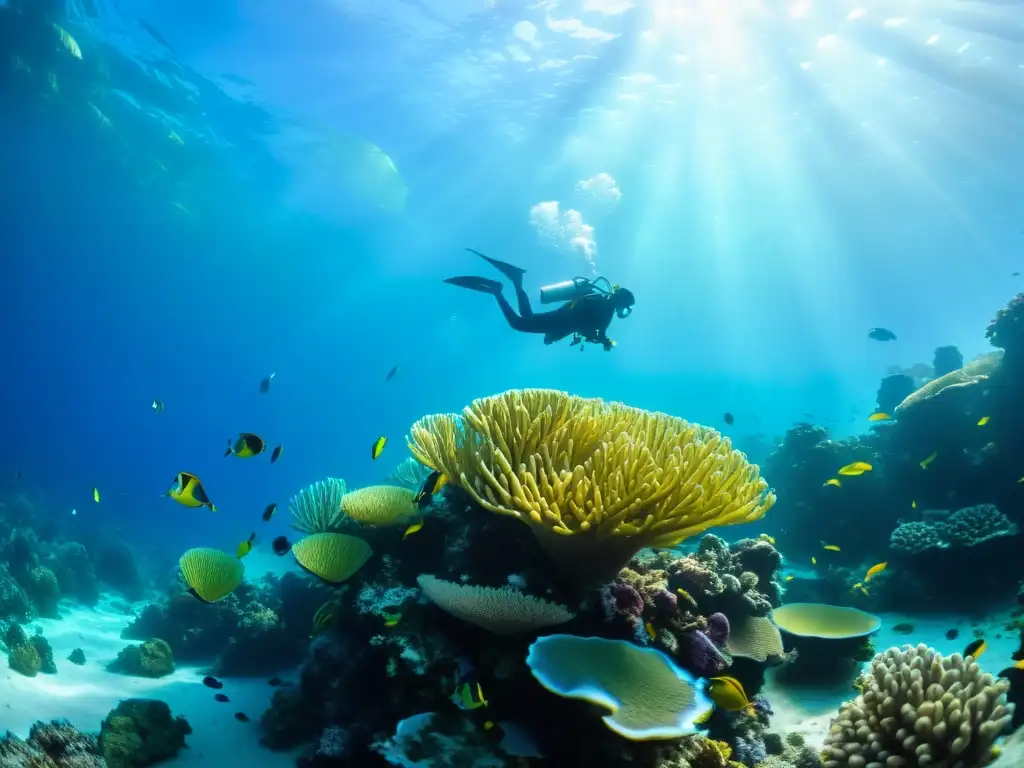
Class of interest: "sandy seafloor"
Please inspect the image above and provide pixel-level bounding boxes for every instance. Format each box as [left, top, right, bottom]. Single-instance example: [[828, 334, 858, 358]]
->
[[2, 548, 1021, 767], [2, 551, 301, 765]]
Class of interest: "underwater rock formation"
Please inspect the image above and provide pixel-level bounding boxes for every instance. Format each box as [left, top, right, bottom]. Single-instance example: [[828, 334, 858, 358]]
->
[[99, 699, 191, 768], [94, 541, 147, 601], [0, 720, 103, 767], [875, 374, 916, 415], [108, 638, 175, 678], [932, 344, 964, 378]]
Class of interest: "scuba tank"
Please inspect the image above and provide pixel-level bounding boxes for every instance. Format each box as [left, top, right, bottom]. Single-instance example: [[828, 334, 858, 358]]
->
[[539, 277, 609, 304]]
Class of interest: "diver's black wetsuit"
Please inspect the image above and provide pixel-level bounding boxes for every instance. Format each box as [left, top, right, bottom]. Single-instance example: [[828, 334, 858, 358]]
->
[[445, 250, 622, 348]]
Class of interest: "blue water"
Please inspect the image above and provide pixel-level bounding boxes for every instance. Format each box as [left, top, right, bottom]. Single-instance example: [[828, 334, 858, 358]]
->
[[2, 0, 1021, 568]]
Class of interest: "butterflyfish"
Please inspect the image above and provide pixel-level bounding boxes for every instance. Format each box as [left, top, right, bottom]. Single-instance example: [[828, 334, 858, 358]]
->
[[414, 469, 448, 506], [822, 544, 841, 552], [226, 433, 266, 458], [270, 445, 283, 464], [403, 521, 424, 539], [259, 372, 275, 393], [236, 532, 256, 559], [706, 676, 756, 714], [93, 487, 100, 503], [454, 682, 488, 710], [823, 478, 841, 488], [371, 436, 387, 460], [152, 399, 164, 414], [838, 462, 873, 476], [868, 413, 891, 422], [964, 638, 987, 660], [864, 561, 887, 581], [166, 472, 217, 511], [977, 416, 991, 426], [920, 451, 938, 469], [262, 503, 277, 522]]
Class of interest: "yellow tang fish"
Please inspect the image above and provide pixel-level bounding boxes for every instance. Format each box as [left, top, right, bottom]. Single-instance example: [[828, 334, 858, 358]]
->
[[413, 469, 448, 506], [93, 487, 100, 503], [823, 478, 841, 488], [236, 532, 255, 559], [706, 676, 756, 715], [166, 472, 217, 512], [403, 520, 424, 539], [838, 462, 873, 476], [785, 575, 795, 582], [371, 436, 387, 460], [864, 561, 887, 581], [912, 500, 917, 508], [676, 587, 697, 606], [383, 613, 401, 627], [225, 433, 266, 458], [645, 621, 657, 641], [868, 413, 891, 422], [920, 451, 938, 470], [822, 544, 840, 552], [811, 556, 817, 565], [977, 416, 990, 426]]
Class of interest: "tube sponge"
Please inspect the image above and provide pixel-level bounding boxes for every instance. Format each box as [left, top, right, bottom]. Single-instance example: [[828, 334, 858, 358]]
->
[[408, 389, 775, 585], [417, 574, 574, 634], [526, 635, 711, 740], [821, 643, 1014, 768]]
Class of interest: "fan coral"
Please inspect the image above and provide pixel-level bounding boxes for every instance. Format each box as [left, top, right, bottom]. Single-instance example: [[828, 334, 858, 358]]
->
[[417, 574, 574, 634], [408, 389, 775, 585], [821, 644, 1013, 768], [288, 477, 348, 534], [385, 457, 434, 490]]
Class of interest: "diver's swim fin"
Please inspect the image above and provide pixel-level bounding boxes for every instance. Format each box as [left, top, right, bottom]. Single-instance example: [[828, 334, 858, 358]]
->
[[465, 249, 527, 281], [444, 276, 503, 294]]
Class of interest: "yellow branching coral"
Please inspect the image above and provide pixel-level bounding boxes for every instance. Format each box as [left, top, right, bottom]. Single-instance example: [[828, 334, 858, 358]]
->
[[408, 389, 775, 584]]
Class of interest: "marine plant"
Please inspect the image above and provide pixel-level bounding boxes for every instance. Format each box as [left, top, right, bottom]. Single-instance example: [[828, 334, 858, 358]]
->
[[408, 388, 775, 585], [288, 477, 348, 534]]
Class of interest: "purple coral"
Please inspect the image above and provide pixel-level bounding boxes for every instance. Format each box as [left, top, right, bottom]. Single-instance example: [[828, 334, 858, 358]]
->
[[652, 588, 678, 615], [600, 580, 643, 622], [705, 612, 730, 647], [678, 629, 728, 676]]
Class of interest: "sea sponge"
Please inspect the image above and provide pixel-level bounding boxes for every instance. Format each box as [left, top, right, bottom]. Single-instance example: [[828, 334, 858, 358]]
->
[[178, 547, 244, 603], [292, 532, 372, 584], [288, 477, 348, 534], [341, 485, 419, 527], [772, 603, 880, 639], [108, 638, 174, 678], [408, 388, 775, 584], [725, 615, 784, 662], [526, 635, 712, 740], [99, 699, 191, 768], [821, 643, 1014, 768], [8, 641, 41, 677], [417, 574, 574, 634]]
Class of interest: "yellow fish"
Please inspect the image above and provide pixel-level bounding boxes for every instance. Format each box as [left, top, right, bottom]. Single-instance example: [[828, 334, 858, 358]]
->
[[236, 533, 255, 559], [838, 462, 873, 476], [53, 24, 82, 59], [823, 478, 841, 488], [403, 520, 424, 539], [706, 676, 756, 715], [759, 534, 776, 545], [785, 575, 795, 582], [93, 487, 100, 503], [166, 472, 217, 512], [868, 413, 891, 422], [920, 451, 938, 469], [857, 585, 869, 596], [811, 556, 817, 565], [483, 721, 495, 731], [912, 500, 917, 509], [371, 436, 387, 460], [676, 587, 697, 606], [413, 469, 447, 505], [864, 561, 887, 581], [977, 416, 990, 426], [225, 433, 266, 458], [455, 682, 488, 710], [645, 621, 656, 641], [851, 582, 863, 590], [383, 613, 402, 627], [822, 544, 841, 552]]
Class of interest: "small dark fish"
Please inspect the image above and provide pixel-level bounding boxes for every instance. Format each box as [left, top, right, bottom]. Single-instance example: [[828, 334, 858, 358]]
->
[[202, 676, 223, 689], [214, 693, 230, 703], [259, 372, 275, 394], [267, 677, 283, 687], [892, 622, 915, 634], [270, 445, 283, 464], [414, 469, 448, 507], [262, 503, 277, 522], [234, 712, 250, 722], [868, 328, 897, 342], [385, 365, 400, 382], [1014, 272, 1021, 277], [946, 628, 959, 640], [138, 19, 175, 51], [272, 535, 291, 556], [723, 412, 734, 425], [964, 638, 987, 660]]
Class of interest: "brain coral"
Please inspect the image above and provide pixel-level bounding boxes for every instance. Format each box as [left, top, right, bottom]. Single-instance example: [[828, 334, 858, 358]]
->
[[408, 388, 774, 585], [821, 644, 1013, 768]]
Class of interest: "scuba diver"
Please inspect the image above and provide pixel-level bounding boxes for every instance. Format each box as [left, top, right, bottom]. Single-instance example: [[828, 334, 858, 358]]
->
[[445, 249, 635, 351]]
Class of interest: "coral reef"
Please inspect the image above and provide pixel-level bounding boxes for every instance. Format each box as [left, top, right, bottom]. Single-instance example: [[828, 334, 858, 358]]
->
[[889, 504, 1019, 553], [68, 647, 86, 665], [933, 345, 964, 378], [821, 644, 1013, 768], [108, 638, 175, 678], [99, 699, 191, 768], [0, 720, 103, 767]]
